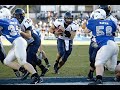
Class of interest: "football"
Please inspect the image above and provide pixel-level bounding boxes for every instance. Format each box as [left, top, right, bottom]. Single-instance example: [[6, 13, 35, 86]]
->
[[53, 28, 64, 36]]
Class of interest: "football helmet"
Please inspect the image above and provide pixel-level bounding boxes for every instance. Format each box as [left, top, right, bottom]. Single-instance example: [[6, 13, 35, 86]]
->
[[64, 11, 73, 25], [0, 8, 11, 19], [99, 5, 111, 16], [13, 8, 25, 24], [92, 9, 106, 20]]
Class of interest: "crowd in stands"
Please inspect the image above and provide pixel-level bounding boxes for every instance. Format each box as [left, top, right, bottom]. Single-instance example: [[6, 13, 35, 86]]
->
[[34, 12, 120, 40]]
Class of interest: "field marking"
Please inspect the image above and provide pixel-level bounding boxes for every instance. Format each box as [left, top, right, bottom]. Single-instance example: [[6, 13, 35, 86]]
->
[[2, 82, 120, 85], [0, 76, 120, 85]]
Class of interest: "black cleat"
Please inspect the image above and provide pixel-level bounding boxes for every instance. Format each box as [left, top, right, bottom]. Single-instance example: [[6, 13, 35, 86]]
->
[[54, 62, 59, 74], [88, 79, 103, 85], [21, 70, 30, 80], [40, 68, 49, 76], [14, 70, 20, 77], [87, 70, 94, 81], [54, 67, 59, 74], [30, 76, 40, 84]]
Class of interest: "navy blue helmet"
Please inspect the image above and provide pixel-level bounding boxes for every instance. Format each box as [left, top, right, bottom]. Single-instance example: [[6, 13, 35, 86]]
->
[[64, 11, 73, 25], [99, 5, 111, 16], [14, 8, 25, 24]]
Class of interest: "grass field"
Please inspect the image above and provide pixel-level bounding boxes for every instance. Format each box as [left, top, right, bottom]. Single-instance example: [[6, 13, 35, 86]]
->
[[0, 40, 120, 79]]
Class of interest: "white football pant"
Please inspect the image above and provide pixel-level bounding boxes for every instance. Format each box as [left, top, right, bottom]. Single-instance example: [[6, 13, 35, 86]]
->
[[4, 37, 27, 65], [95, 40, 119, 71]]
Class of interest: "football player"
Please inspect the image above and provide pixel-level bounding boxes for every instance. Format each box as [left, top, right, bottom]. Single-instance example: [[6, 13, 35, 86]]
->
[[84, 9, 119, 85], [13, 8, 49, 78], [0, 36, 21, 77], [0, 8, 40, 84], [82, 5, 119, 81], [49, 11, 79, 74]]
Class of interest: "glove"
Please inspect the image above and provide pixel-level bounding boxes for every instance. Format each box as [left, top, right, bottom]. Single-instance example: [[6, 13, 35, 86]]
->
[[64, 30, 71, 38]]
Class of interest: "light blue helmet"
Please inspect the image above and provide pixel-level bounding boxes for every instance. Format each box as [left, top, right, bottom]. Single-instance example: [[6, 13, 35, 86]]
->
[[0, 8, 11, 19], [92, 9, 106, 20]]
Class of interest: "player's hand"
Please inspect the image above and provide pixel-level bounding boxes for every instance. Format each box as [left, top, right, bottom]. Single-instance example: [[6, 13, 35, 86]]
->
[[58, 25, 65, 32], [54, 29, 63, 36]]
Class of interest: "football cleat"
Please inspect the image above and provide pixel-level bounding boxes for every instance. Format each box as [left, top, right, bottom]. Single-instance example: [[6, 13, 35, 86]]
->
[[54, 65, 59, 74], [30, 76, 40, 84], [14, 70, 21, 77], [40, 68, 49, 76], [87, 71, 95, 81], [21, 70, 30, 80]]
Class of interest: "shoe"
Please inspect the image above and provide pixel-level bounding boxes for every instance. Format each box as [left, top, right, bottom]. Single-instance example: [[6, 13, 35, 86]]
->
[[30, 76, 40, 84], [14, 70, 20, 77], [87, 71, 94, 81], [40, 68, 49, 76], [21, 70, 30, 80], [54, 67, 59, 74], [54, 62, 59, 74], [47, 64, 51, 68], [88, 79, 103, 85]]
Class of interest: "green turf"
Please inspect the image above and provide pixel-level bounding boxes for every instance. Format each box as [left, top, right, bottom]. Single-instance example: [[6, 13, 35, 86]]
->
[[0, 45, 119, 79]]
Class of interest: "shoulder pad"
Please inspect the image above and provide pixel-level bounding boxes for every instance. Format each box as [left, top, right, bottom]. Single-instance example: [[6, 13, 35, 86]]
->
[[71, 22, 79, 31], [22, 18, 33, 28], [53, 19, 64, 28]]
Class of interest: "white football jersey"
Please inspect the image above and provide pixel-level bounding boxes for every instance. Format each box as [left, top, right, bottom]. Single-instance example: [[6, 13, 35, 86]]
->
[[20, 18, 33, 32], [53, 18, 79, 40]]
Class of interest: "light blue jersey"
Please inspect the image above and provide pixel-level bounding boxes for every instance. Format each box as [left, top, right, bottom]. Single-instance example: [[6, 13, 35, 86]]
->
[[0, 18, 20, 43], [87, 19, 117, 47]]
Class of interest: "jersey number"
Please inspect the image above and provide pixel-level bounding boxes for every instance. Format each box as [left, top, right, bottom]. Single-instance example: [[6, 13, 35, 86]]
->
[[8, 25, 19, 36], [96, 26, 112, 36]]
